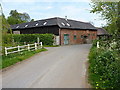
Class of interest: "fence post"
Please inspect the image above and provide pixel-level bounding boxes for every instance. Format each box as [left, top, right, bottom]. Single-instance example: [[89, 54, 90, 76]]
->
[[37, 37, 40, 45], [5, 47, 8, 56], [35, 43, 37, 50], [18, 45, 20, 52], [97, 41, 100, 48], [40, 42, 43, 48], [28, 44, 30, 51]]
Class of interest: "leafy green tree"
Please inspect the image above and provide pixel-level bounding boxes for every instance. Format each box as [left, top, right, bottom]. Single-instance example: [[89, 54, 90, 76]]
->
[[90, 1, 119, 34], [7, 10, 31, 25], [89, 1, 120, 89], [116, 2, 120, 34], [30, 19, 34, 22], [7, 16, 20, 25], [1, 11, 10, 34]]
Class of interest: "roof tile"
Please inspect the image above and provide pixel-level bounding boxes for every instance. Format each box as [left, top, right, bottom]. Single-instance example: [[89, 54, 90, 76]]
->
[[11, 17, 97, 30]]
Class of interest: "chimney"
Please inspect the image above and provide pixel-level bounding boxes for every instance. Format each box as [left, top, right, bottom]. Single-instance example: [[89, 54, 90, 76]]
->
[[65, 16, 67, 21]]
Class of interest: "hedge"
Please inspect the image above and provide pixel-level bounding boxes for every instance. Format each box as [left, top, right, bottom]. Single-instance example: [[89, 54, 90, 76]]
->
[[3, 34, 54, 46], [88, 40, 120, 89]]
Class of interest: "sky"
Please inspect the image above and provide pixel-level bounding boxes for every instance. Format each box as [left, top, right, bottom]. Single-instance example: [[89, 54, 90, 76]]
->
[[1, 0, 107, 27]]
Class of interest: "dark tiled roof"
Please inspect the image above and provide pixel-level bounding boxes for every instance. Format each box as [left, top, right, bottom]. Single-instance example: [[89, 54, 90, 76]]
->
[[11, 17, 97, 30], [97, 28, 109, 35]]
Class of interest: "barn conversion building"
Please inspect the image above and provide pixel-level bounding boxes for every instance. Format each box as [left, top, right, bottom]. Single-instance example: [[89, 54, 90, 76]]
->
[[11, 17, 97, 45], [97, 28, 110, 39]]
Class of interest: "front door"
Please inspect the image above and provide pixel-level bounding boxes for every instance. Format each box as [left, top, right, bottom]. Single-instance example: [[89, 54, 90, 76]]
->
[[83, 35, 88, 44], [64, 34, 69, 45]]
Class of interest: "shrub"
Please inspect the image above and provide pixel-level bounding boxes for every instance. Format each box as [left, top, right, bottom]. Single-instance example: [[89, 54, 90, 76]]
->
[[88, 40, 120, 89], [2, 34, 54, 55], [2, 34, 54, 45]]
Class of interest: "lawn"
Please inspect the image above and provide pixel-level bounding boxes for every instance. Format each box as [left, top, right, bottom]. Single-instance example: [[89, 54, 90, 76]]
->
[[1, 48, 47, 69]]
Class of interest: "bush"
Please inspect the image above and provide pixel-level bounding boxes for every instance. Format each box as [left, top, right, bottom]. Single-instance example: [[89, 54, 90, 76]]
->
[[88, 40, 120, 89], [2, 34, 13, 45], [3, 34, 54, 45], [2, 34, 53, 55]]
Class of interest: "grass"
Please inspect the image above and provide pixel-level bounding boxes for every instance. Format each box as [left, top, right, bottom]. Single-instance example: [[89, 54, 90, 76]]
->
[[0, 48, 47, 69]]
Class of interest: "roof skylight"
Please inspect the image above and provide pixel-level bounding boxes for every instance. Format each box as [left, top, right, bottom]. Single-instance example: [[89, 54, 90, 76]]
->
[[67, 23, 70, 26], [61, 22, 65, 26], [36, 23, 39, 26], [16, 26, 19, 28], [43, 22, 47, 25], [25, 25, 28, 27]]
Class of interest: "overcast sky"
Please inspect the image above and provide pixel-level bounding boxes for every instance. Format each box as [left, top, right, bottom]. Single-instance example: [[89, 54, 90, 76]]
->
[[1, 0, 106, 27]]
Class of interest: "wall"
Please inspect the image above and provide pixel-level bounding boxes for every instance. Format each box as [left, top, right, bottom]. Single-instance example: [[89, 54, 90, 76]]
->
[[53, 35, 60, 45], [60, 29, 97, 45], [13, 25, 60, 35]]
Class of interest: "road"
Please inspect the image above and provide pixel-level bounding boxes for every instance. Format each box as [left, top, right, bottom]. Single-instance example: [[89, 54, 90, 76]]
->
[[2, 44, 91, 88]]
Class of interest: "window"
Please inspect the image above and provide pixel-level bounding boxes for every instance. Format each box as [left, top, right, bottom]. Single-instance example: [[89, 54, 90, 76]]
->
[[16, 26, 19, 28], [25, 25, 28, 27], [74, 35, 77, 40], [88, 34, 90, 37], [13, 31, 20, 34], [43, 22, 47, 25], [35, 23, 39, 26], [81, 35, 83, 38], [66, 23, 70, 26], [61, 22, 65, 26]]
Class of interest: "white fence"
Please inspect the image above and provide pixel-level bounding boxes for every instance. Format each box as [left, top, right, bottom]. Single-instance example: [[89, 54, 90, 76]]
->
[[97, 41, 100, 48], [5, 42, 43, 56]]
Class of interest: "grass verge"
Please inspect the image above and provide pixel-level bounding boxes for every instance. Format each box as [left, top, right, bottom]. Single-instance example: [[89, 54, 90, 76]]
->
[[0, 48, 47, 69]]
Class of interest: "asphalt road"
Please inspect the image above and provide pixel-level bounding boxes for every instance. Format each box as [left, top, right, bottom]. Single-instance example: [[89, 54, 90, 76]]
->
[[2, 44, 92, 88]]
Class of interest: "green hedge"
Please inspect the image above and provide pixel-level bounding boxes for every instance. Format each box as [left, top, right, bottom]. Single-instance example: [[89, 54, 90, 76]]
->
[[88, 41, 120, 89], [2, 34, 54, 55], [3, 34, 54, 46]]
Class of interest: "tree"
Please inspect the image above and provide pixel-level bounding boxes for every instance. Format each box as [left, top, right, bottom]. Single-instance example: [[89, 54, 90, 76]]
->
[[0, 4, 10, 33], [7, 16, 20, 25], [90, 1, 119, 34], [30, 19, 34, 22], [7, 10, 31, 25], [116, 2, 120, 34]]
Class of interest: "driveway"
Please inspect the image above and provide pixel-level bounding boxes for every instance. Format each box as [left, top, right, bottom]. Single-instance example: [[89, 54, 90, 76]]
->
[[2, 44, 92, 88]]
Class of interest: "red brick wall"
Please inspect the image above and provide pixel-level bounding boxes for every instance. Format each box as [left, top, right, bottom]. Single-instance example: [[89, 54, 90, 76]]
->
[[60, 29, 97, 45]]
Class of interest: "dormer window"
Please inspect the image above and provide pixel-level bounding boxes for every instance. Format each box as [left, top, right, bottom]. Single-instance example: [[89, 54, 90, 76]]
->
[[16, 26, 19, 28], [61, 22, 65, 26], [25, 25, 28, 27], [36, 23, 39, 26], [43, 22, 47, 25], [67, 23, 70, 26]]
